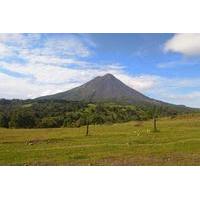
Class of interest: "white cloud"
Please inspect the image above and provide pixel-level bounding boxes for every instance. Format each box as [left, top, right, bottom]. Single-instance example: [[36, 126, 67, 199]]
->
[[43, 35, 92, 58], [0, 72, 81, 99], [0, 34, 24, 44], [0, 60, 124, 85], [168, 92, 200, 101], [17, 49, 87, 66], [164, 33, 200, 56], [115, 74, 159, 92], [156, 91, 200, 108], [0, 33, 92, 59], [0, 33, 41, 48], [0, 58, 162, 100], [0, 33, 98, 86], [0, 58, 159, 99], [0, 43, 13, 56]]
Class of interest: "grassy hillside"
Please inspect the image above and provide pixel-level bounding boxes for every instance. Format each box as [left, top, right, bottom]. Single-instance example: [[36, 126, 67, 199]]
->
[[1, 114, 200, 165]]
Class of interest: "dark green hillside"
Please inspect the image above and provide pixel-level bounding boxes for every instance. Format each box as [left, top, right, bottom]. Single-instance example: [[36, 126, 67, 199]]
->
[[0, 99, 197, 129]]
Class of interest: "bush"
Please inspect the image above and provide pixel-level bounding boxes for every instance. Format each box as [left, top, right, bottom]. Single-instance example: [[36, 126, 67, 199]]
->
[[0, 113, 9, 128], [39, 117, 64, 128], [63, 112, 82, 127], [92, 114, 105, 124], [9, 110, 36, 128]]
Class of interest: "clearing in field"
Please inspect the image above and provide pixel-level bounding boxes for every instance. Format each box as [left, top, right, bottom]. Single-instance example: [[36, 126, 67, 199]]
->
[[1, 115, 200, 166]]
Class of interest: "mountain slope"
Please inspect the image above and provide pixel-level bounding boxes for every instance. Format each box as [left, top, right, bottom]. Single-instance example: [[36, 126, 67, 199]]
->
[[37, 74, 193, 111], [38, 74, 156, 103]]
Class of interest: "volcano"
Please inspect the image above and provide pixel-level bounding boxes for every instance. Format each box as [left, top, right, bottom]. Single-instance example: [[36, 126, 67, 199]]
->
[[37, 73, 190, 110], [38, 74, 157, 103]]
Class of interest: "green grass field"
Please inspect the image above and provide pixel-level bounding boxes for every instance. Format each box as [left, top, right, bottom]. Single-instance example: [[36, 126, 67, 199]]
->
[[1, 115, 200, 165]]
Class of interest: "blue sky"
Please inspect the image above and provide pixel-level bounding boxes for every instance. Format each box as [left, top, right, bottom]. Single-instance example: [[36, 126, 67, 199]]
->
[[0, 33, 200, 107]]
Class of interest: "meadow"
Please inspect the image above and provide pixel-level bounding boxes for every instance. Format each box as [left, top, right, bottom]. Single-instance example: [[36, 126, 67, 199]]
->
[[1, 115, 200, 166]]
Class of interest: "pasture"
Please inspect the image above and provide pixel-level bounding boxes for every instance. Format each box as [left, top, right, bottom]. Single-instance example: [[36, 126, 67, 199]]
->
[[1, 115, 200, 165]]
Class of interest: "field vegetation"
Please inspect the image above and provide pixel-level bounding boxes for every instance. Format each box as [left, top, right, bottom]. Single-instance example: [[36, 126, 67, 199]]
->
[[1, 114, 200, 165]]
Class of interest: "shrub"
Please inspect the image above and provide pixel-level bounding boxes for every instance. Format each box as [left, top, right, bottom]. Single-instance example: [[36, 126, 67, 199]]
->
[[39, 117, 64, 128], [9, 110, 36, 128], [0, 113, 9, 128]]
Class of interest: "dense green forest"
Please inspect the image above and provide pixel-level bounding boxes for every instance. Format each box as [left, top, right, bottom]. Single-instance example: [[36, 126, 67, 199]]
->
[[0, 99, 196, 129]]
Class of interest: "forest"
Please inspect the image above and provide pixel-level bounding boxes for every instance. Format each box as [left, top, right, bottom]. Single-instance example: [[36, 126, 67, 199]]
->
[[0, 99, 195, 129]]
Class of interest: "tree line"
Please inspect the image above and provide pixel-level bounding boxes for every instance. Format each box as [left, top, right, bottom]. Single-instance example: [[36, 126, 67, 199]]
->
[[0, 99, 193, 129]]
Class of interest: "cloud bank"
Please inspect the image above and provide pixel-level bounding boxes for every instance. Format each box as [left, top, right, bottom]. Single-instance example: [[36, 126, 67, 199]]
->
[[0, 34, 157, 99], [164, 33, 200, 56], [0, 33, 200, 108]]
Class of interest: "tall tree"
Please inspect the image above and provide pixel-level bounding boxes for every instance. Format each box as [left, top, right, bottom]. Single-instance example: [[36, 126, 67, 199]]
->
[[153, 106, 158, 132], [81, 110, 94, 136]]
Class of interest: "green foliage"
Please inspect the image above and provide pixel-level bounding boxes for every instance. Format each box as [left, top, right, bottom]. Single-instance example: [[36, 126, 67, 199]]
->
[[0, 112, 9, 128], [92, 113, 105, 124], [9, 109, 36, 128], [0, 99, 198, 129], [63, 112, 82, 127], [39, 117, 64, 128]]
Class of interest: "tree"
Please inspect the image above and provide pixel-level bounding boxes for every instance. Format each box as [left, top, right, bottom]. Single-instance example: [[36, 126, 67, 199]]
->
[[63, 114, 74, 127], [92, 114, 105, 125], [153, 116, 157, 132], [39, 117, 63, 128], [86, 118, 89, 136], [63, 112, 81, 127], [9, 110, 36, 128], [0, 113, 9, 128], [152, 106, 158, 132], [81, 110, 94, 136]]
